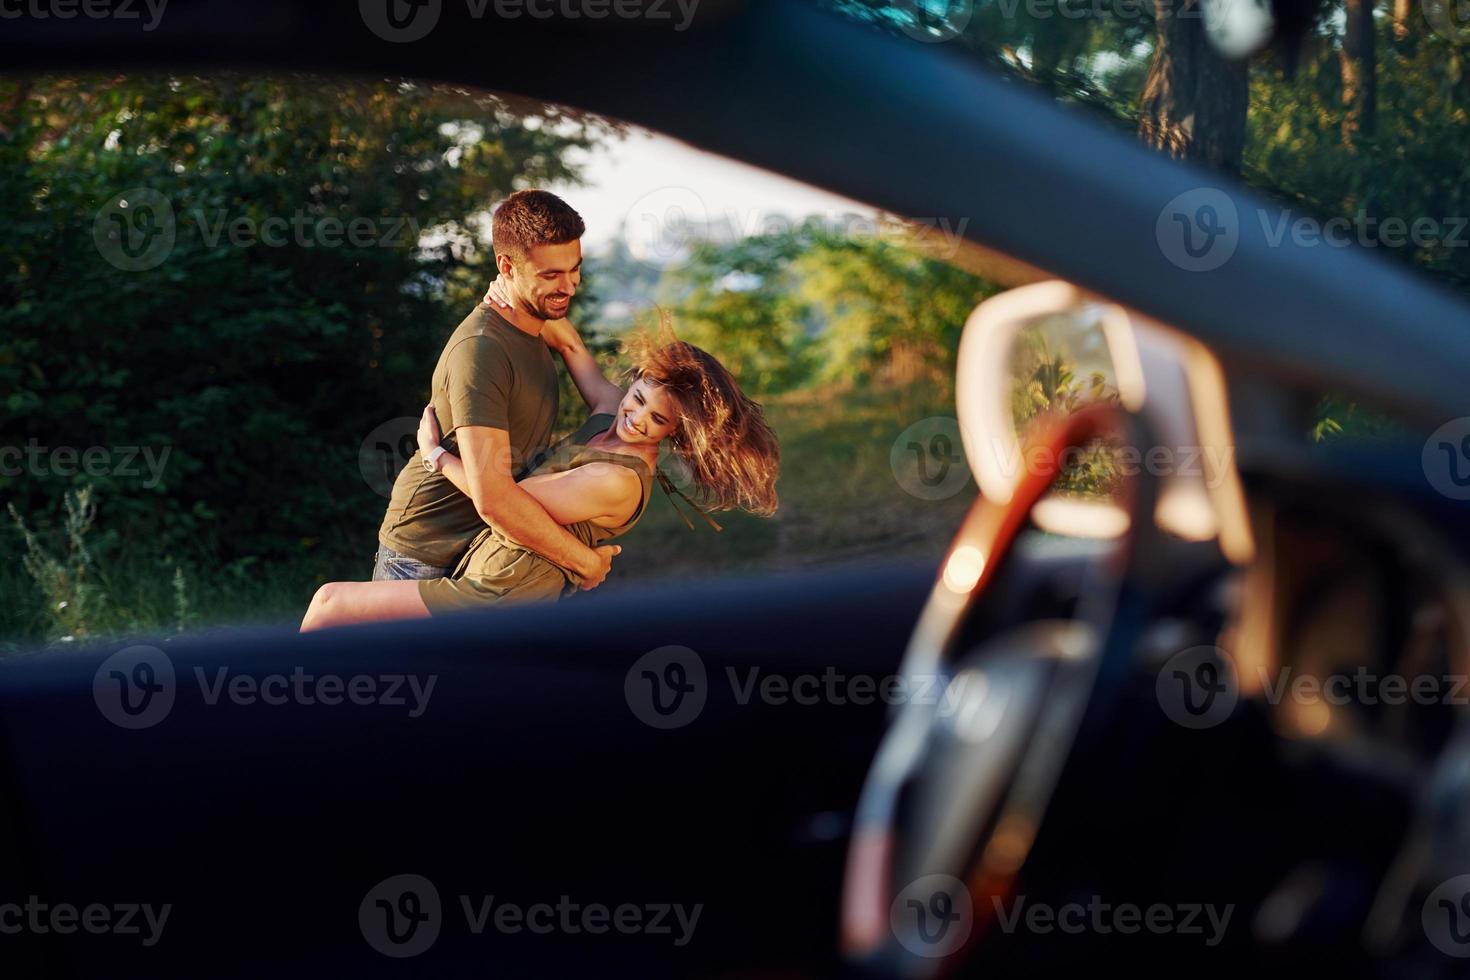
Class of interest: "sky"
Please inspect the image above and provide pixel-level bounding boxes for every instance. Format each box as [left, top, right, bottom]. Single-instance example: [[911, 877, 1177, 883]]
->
[[544, 128, 872, 259]]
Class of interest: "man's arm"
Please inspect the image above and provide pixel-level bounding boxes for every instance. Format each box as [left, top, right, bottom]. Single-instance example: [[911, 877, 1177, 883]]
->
[[435, 332, 617, 589], [454, 424, 618, 589]]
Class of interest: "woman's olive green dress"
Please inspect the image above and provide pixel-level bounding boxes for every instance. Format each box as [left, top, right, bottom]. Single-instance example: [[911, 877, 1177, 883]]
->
[[417, 414, 652, 613]]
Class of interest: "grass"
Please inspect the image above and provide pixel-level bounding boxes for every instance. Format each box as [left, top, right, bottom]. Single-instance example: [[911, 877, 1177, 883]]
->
[[0, 382, 974, 649]]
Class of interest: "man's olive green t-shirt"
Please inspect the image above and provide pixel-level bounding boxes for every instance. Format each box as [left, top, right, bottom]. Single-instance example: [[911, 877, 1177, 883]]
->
[[378, 303, 558, 568]]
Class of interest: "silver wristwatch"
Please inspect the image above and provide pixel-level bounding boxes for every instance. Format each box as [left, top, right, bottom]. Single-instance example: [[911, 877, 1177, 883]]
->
[[423, 446, 448, 473]]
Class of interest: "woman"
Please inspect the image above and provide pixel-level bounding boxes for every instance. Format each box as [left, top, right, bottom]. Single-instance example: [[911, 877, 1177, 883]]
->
[[300, 313, 780, 631]]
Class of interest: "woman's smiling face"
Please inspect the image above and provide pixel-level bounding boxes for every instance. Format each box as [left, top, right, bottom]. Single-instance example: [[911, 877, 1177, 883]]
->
[[614, 379, 679, 447]]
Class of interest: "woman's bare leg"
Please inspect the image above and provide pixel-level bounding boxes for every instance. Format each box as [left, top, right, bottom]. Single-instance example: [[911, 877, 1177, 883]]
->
[[300, 580, 431, 632]]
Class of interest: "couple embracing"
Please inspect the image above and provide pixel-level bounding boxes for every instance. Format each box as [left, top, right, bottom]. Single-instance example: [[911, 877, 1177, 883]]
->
[[301, 190, 780, 631]]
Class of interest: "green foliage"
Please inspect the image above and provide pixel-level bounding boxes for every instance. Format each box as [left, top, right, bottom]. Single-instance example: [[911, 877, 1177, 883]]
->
[[7, 486, 106, 642], [4, 484, 193, 644], [0, 74, 613, 570], [660, 220, 995, 395], [1310, 393, 1406, 442], [1008, 324, 1121, 497], [827, 0, 1470, 297], [1244, 26, 1470, 291]]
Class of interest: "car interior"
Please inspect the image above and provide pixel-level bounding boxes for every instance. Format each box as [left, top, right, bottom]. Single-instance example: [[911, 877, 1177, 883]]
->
[[3, 0, 1470, 977]]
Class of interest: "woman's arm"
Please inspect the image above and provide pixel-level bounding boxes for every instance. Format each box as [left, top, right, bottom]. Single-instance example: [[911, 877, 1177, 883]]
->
[[518, 463, 642, 528], [418, 406, 639, 528], [540, 318, 624, 415]]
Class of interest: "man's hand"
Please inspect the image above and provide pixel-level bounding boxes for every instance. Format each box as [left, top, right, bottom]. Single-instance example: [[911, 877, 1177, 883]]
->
[[417, 404, 442, 457], [580, 544, 621, 591]]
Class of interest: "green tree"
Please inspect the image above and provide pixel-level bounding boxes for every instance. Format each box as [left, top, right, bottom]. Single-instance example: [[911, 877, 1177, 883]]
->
[[0, 74, 614, 566]]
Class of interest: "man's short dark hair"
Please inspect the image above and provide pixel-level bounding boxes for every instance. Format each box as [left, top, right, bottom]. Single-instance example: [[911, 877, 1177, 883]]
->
[[492, 190, 585, 264]]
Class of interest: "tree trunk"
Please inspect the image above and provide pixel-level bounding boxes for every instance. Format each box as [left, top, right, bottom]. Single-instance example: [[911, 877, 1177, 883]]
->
[[1393, 0, 1414, 41], [1341, 0, 1378, 142], [1137, 0, 1250, 174]]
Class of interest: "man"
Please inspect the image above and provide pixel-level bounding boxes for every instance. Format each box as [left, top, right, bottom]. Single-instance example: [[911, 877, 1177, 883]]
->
[[374, 189, 619, 590]]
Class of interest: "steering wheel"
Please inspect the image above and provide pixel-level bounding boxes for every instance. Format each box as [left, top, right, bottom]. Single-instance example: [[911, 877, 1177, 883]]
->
[[841, 402, 1175, 976]]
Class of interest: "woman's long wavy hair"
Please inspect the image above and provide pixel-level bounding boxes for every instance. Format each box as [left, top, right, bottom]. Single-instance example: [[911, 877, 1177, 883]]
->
[[621, 314, 780, 516]]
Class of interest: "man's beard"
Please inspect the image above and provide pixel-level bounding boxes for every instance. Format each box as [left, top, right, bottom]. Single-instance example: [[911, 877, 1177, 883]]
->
[[535, 295, 572, 320]]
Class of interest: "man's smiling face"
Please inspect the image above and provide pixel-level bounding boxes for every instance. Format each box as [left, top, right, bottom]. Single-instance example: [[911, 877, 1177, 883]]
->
[[507, 240, 582, 320]]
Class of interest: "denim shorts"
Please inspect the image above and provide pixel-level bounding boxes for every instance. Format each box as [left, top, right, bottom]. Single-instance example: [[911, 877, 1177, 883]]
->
[[371, 544, 451, 582]]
